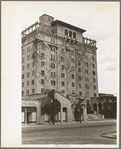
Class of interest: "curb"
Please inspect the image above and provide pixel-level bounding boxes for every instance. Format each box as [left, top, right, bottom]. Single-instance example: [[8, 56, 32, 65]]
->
[[22, 120, 116, 128], [100, 131, 117, 139]]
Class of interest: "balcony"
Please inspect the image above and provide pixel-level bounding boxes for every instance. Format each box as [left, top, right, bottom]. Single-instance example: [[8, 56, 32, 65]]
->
[[21, 22, 57, 38], [83, 37, 96, 47], [21, 22, 40, 38]]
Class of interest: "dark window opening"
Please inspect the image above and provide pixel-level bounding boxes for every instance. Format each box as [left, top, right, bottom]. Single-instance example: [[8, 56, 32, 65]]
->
[[69, 31, 72, 37], [65, 30, 68, 36], [73, 32, 76, 38]]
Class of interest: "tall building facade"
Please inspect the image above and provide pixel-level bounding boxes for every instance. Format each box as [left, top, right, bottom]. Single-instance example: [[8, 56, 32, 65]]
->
[[21, 14, 98, 99]]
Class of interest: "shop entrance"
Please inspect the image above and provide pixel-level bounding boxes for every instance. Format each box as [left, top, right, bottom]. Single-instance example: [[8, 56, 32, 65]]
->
[[22, 107, 37, 124]]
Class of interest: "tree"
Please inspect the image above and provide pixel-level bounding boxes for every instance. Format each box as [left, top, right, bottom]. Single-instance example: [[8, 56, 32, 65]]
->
[[41, 89, 60, 125], [74, 99, 83, 123]]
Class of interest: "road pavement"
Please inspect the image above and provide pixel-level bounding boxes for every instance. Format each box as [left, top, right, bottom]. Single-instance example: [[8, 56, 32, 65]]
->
[[22, 120, 117, 144]]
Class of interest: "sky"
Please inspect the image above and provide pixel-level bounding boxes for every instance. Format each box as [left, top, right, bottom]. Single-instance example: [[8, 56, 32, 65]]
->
[[21, 2, 119, 95], [1, 2, 119, 146]]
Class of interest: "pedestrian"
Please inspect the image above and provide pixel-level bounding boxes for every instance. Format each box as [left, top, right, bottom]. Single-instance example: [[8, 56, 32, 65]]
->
[[48, 114, 52, 124]]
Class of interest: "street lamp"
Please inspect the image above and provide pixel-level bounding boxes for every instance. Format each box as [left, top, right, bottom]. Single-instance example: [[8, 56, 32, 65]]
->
[[79, 99, 86, 123]]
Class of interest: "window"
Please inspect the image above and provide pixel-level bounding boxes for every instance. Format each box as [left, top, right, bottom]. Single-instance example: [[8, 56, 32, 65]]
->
[[93, 78, 95, 82], [51, 80, 56, 85], [61, 81, 65, 86], [27, 63, 30, 69], [41, 70, 45, 76], [78, 53, 81, 58], [78, 76, 81, 81], [71, 58, 74, 63], [32, 80, 34, 85], [93, 86, 96, 90], [26, 90, 29, 95], [32, 70, 35, 76], [85, 85, 89, 89], [72, 90, 75, 94], [85, 62, 88, 66], [22, 66, 24, 70], [41, 88, 45, 93], [27, 38, 30, 43], [72, 74, 74, 79], [85, 69, 88, 74], [92, 56, 95, 61], [32, 89, 34, 94], [27, 55, 30, 60], [92, 64, 95, 68], [61, 65, 64, 70], [94, 93, 97, 97], [51, 63, 55, 68], [73, 32, 76, 38], [86, 92, 89, 97], [78, 68, 81, 72], [62, 90, 65, 94], [51, 28, 55, 34], [22, 82, 24, 87], [41, 61, 45, 66], [61, 73, 65, 78], [22, 58, 24, 63], [27, 47, 30, 52], [85, 77, 89, 81], [65, 30, 68, 36], [69, 31, 72, 37], [78, 61, 81, 66], [51, 38, 55, 43], [79, 92, 82, 96], [51, 72, 55, 78], [26, 81, 29, 86], [22, 74, 24, 79], [70, 50, 74, 55], [40, 42, 44, 49], [61, 49, 64, 54], [22, 91, 24, 96], [41, 79, 45, 85], [85, 55, 88, 60], [51, 55, 55, 60], [51, 46, 55, 51], [92, 49, 94, 54], [32, 62, 35, 67], [27, 72, 30, 77], [41, 53, 44, 58], [72, 66, 74, 70], [93, 71, 95, 75], [72, 82, 75, 87], [79, 84, 81, 88], [46, 27, 49, 33], [61, 56, 64, 62]]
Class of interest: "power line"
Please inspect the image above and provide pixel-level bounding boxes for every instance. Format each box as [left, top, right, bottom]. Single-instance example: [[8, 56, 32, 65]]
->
[[22, 4, 118, 39]]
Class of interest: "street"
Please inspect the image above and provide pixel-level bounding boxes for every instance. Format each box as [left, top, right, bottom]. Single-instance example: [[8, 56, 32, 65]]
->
[[22, 121, 116, 144]]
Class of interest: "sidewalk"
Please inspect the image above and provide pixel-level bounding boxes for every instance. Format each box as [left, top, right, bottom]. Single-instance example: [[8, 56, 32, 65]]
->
[[22, 119, 116, 128]]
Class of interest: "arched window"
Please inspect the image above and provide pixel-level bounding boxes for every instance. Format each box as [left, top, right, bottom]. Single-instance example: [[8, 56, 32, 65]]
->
[[69, 31, 72, 37], [98, 103, 102, 111], [65, 30, 68, 36], [93, 103, 97, 111], [73, 32, 76, 38]]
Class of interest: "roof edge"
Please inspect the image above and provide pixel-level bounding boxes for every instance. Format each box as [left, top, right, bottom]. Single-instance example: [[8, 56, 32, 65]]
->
[[51, 20, 86, 33]]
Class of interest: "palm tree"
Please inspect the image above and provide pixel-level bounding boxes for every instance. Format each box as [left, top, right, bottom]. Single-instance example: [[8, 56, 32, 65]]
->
[[74, 100, 83, 123], [41, 90, 60, 125]]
